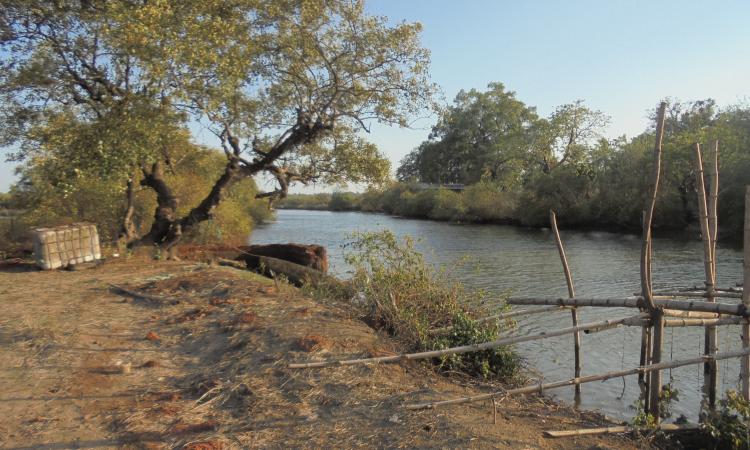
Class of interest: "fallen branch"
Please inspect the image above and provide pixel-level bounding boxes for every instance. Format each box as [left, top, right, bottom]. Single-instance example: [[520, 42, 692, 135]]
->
[[543, 423, 699, 438], [109, 283, 177, 304]]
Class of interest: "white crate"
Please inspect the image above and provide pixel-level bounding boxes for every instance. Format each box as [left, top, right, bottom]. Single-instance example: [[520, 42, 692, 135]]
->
[[32, 223, 101, 269]]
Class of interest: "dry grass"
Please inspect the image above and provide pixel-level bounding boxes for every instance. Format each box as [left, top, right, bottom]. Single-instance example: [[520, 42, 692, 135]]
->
[[0, 256, 642, 449]]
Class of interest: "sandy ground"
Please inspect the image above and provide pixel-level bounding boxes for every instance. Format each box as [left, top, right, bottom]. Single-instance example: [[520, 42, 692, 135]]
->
[[0, 256, 645, 449]]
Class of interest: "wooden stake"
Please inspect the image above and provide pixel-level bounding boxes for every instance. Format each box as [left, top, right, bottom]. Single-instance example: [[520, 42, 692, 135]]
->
[[695, 142, 719, 409], [550, 210, 581, 396], [743, 186, 750, 401], [405, 348, 750, 410], [289, 314, 645, 369], [648, 308, 664, 419]]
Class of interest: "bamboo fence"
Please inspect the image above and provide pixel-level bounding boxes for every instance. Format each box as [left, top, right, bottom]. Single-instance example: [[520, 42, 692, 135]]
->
[[288, 100, 750, 430]]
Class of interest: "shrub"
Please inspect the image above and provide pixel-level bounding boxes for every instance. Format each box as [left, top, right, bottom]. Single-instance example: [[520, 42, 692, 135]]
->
[[428, 188, 466, 221], [462, 182, 516, 222], [344, 230, 522, 380], [703, 390, 750, 449]]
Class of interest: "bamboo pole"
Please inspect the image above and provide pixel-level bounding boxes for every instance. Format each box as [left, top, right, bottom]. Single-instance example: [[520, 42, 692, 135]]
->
[[543, 423, 700, 438], [709, 140, 719, 280], [648, 308, 664, 418], [429, 306, 570, 334], [663, 309, 718, 319], [695, 142, 719, 409], [288, 315, 645, 369], [664, 317, 748, 327], [743, 186, 750, 401], [508, 297, 749, 316], [651, 292, 741, 299], [550, 210, 581, 395], [404, 348, 750, 410], [642, 102, 667, 421]]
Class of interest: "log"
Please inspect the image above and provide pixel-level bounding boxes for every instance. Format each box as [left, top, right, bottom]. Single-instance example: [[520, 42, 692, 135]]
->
[[404, 348, 750, 410], [289, 314, 646, 369], [237, 253, 345, 291], [238, 243, 328, 272], [508, 296, 749, 316], [550, 210, 581, 395], [743, 186, 750, 401], [543, 423, 700, 438]]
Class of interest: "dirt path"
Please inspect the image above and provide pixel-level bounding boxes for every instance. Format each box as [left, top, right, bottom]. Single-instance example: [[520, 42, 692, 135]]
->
[[0, 257, 643, 449]]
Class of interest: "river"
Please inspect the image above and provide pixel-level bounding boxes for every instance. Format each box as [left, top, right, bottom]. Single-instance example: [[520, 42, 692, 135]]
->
[[250, 209, 745, 421]]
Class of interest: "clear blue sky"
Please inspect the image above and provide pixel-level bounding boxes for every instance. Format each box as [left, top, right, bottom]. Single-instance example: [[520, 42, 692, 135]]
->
[[2, 0, 749, 191]]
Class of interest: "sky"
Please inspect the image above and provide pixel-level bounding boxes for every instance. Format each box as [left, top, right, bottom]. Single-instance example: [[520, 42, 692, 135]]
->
[[2, 0, 750, 192]]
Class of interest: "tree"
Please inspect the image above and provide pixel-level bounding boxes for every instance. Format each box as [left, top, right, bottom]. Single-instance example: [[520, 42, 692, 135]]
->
[[1, 0, 434, 250], [398, 83, 536, 187], [527, 100, 609, 174]]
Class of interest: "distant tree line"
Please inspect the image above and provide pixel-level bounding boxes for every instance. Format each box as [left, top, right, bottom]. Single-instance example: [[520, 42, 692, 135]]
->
[[283, 84, 750, 240]]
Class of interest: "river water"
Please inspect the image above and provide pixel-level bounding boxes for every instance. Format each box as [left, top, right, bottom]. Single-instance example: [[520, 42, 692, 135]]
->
[[250, 209, 745, 421]]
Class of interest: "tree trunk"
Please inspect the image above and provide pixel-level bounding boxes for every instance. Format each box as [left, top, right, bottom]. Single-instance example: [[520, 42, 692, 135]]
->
[[177, 158, 243, 239], [118, 175, 138, 246], [138, 161, 181, 249]]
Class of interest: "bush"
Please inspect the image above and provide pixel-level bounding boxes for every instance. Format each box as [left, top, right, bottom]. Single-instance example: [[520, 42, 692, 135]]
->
[[703, 390, 750, 449], [329, 192, 360, 211], [429, 188, 466, 221], [344, 230, 522, 380], [462, 182, 516, 221]]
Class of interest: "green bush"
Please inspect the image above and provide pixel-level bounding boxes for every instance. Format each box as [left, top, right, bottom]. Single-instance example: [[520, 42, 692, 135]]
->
[[703, 390, 750, 449], [429, 188, 466, 221], [329, 192, 360, 211], [462, 182, 516, 221], [344, 230, 522, 380]]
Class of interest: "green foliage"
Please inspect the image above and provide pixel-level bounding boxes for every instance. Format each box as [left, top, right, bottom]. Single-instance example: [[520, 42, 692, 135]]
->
[[280, 194, 332, 210], [395, 90, 750, 239], [3, 147, 271, 248], [344, 230, 522, 381], [328, 192, 360, 211], [703, 390, 750, 449]]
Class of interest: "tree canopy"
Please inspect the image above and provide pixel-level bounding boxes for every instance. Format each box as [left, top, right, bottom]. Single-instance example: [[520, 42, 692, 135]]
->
[[1, 0, 435, 248]]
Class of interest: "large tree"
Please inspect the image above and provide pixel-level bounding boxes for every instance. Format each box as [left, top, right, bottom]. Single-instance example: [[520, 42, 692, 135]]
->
[[1, 0, 434, 249]]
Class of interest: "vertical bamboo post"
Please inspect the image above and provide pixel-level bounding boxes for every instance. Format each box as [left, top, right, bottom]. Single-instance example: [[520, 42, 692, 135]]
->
[[550, 210, 582, 398], [694, 142, 718, 409], [638, 212, 652, 406], [742, 186, 750, 401], [642, 102, 667, 421]]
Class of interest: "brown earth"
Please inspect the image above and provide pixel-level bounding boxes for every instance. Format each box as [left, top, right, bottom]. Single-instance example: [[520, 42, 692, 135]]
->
[[0, 256, 648, 449]]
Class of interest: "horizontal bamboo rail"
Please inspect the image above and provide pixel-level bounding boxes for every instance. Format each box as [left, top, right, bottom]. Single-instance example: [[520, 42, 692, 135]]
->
[[429, 306, 570, 334], [405, 348, 750, 410], [289, 314, 645, 369], [654, 292, 741, 299], [663, 309, 718, 319], [508, 296, 749, 316]]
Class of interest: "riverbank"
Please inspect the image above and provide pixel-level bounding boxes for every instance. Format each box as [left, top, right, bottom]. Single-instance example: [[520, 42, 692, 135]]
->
[[0, 255, 644, 449]]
